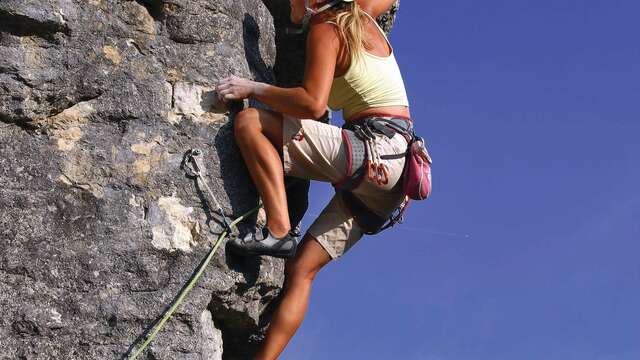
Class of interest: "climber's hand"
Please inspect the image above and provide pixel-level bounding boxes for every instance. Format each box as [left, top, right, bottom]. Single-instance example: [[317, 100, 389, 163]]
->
[[216, 75, 256, 101]]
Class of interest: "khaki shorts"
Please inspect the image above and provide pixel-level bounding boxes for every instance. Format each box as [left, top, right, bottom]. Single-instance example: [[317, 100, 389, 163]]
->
[[282, 114, 407, 259]]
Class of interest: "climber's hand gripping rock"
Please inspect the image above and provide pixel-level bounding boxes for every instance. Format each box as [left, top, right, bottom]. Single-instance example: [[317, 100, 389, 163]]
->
[[216, 75, 258, 101]]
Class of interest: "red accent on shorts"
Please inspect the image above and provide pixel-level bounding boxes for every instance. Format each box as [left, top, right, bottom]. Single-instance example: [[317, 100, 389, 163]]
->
[[292, 133, 305, 141]]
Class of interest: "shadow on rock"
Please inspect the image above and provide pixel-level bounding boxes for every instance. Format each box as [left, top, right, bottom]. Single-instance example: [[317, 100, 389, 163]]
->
[[243, 13, 274, 84]]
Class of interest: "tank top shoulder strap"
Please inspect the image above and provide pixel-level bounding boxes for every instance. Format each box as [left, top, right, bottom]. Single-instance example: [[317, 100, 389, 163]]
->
[[361, 11, 392, 49]]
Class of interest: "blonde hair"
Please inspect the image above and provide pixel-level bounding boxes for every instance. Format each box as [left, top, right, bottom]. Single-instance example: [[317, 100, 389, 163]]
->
[[331, 2, 372, 64]]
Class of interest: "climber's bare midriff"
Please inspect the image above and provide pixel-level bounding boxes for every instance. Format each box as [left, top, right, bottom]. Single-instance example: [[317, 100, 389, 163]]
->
[[345, 105, 411, 122]]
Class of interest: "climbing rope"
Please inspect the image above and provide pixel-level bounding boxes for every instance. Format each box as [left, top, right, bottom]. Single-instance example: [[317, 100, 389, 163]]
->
[[126, 202, 260, 359], [126, 149, 262, 359]]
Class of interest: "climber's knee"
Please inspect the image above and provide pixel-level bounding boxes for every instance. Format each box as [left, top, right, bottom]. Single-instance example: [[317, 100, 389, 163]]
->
[[283, 235, 330, 285], [234, 108, 261, 142], [284, 257, 317, 286], [234, 108, 284, 149]]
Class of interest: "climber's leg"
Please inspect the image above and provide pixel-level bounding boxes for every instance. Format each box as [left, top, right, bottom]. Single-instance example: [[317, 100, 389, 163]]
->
[[234, 107, 290, 237], [254, 234, 332, 360]]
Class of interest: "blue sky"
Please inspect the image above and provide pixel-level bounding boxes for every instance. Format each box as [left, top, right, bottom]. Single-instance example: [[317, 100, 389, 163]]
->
[[282, 1, 640, 359]]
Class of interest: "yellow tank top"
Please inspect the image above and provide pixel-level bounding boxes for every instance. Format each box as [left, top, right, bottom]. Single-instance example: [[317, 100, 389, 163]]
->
[[326, 12, 410, 119]]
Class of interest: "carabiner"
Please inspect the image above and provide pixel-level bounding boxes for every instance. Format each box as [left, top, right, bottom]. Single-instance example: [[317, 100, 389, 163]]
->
[[367, 161, 378, 183], [377, 164, 389, 185]]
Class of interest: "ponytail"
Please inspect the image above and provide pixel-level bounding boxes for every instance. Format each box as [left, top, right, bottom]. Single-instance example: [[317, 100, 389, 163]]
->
[[332, 2, 372, 64]]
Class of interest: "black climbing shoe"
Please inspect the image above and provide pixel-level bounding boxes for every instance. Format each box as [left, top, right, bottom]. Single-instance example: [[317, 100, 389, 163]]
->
[[228, 227, 298, 259]]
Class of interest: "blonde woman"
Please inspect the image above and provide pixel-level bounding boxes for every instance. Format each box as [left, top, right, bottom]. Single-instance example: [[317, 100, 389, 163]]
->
[[216, 0, 414, 358]]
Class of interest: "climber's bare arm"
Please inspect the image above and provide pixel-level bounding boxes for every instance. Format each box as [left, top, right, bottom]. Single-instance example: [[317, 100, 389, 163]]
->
[[357, 0, 396, 18], [216, 23, 339, 119]]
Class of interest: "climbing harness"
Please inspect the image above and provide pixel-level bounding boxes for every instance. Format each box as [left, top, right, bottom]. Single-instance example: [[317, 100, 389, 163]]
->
[[181, 149, 233, 234], [286, 0, 354, 34], [337, 116, 414, 190], [127, 149, 263, 359], [335, 115, 433, 234]]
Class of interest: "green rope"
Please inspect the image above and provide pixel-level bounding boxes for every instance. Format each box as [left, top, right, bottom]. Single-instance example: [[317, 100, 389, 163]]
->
[[127, 202, 262, 359]]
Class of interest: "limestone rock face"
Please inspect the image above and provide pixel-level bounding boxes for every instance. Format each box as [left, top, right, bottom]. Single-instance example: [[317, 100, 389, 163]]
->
[[0, 1, 398, 359]]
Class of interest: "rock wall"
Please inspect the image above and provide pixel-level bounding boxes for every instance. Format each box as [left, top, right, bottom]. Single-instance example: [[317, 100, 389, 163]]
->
[[0, 1, 398, 359]]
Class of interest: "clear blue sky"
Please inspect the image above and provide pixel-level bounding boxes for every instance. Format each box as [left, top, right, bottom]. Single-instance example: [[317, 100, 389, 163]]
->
[[283, 1, 640, 359]]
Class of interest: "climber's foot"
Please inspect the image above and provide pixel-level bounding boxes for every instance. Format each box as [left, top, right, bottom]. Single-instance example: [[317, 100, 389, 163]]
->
[[228, 227, 298, 259]]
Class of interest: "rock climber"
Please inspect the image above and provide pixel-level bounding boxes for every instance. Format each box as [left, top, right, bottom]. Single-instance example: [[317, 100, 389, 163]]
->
[[216, 0, 427, 358]]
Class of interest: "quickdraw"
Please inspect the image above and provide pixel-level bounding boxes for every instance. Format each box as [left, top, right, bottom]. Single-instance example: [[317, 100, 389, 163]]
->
[[181, 149, 233, 234], [366, 161, 389, 186], [357, 122, 392, 187]]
